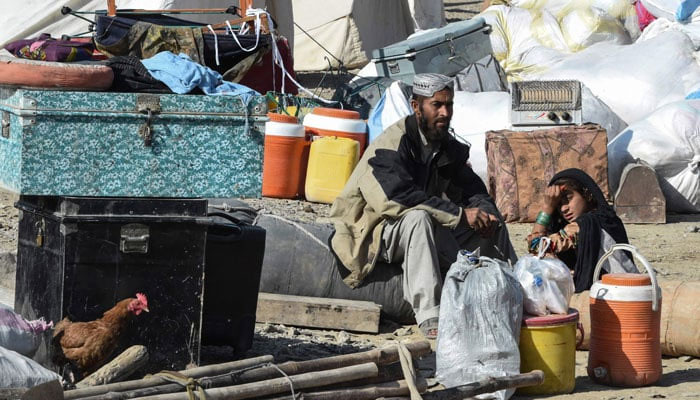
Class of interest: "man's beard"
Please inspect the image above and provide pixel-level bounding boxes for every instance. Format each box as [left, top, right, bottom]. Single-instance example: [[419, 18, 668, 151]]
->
[[418, 113, 450, 142]]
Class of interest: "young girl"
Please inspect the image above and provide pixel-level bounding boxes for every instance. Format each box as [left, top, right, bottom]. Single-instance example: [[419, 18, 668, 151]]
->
[[527, 168, 637, 292]]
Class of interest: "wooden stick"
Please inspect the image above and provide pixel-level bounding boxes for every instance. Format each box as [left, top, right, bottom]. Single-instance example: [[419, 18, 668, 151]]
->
[[64, 355, 273, 400], [266, 378, 427, 400], [76, 346, 148, 388], [131, 362, 379, 400], [422, 370, 545, 400], [74, 343, 430, 400], [233, 341, 431, 384]]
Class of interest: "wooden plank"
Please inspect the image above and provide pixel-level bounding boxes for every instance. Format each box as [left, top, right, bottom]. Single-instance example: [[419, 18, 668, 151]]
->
[[256, 293, 381, 333]]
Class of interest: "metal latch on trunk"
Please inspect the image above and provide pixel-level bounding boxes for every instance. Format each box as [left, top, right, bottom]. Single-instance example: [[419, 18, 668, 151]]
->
[[120, 223, 150, 254], [1, 111, 9, 138], [136, 95, 161, 147]]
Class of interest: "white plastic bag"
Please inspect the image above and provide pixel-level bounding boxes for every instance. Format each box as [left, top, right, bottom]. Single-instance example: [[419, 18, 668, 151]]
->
[[608, 100, 700, 212], [0, 304, 53, 358], [436, 250, 523, 400], [0, 346, 61, 388], [367, 81, 412, 143], [515, 253, 575, 316]]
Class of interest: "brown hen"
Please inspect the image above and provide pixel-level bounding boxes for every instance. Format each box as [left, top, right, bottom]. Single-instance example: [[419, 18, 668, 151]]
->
[[52, 293, 149, 378]]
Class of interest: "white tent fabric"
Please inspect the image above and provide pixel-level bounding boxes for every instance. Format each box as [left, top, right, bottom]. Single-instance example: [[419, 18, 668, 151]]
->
[[0, 1, 444, 72], [291, 0, 415, 71]]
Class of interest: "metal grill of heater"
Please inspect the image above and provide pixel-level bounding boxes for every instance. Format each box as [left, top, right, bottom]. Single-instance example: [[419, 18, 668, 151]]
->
[[511, 80, 582, 126]]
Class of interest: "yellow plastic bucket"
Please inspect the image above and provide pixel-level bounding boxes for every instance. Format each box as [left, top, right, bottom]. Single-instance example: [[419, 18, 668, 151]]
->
[[518, 309, 581, 395]]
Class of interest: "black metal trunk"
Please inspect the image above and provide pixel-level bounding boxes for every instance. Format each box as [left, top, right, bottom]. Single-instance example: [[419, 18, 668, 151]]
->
[[14, 196, 209, 373]]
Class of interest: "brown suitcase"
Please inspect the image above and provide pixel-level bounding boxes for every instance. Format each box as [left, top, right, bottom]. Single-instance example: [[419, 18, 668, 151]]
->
[[486, 124, 610, 223]]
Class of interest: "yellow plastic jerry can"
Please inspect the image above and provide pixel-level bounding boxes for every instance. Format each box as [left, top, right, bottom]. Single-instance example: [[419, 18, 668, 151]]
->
[[304, 136, 360, 204]]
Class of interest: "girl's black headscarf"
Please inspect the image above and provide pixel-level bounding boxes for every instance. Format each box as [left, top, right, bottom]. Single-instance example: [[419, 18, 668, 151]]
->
[[548, 168, 629, 292]]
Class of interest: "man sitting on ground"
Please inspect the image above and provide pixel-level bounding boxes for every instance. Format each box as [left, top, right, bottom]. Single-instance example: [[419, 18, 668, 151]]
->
[[328, 73, 517, 339]]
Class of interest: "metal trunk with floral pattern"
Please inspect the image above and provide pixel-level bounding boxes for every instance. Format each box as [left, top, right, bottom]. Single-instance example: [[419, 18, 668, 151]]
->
[[0, 87, 267, 197]]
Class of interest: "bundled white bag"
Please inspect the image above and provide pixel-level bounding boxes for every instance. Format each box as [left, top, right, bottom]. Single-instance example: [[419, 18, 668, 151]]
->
[[0, 346, 61, 388], [479, 5, 570, 80], [512, 0, 640, 40], [450, 91, 512, 183], [641, 0, 700, 22], [436, 250, 523, 400], [608, 100, 700, 212], [530, 30, 700, 124], [515, 247, 575, 316]]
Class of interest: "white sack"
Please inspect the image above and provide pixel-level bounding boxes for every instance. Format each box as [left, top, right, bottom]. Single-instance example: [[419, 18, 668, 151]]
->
[[530, 31, 700, 124], [608, 100, 700, 212], [450, 91, 512, 183], [367, 81, 413, 143], [641, 0, 700, 22], [511, 0, 640, 39], [479, 5, 570, 80], [0, 346, 61, 388], [637, 17, 700, 49]]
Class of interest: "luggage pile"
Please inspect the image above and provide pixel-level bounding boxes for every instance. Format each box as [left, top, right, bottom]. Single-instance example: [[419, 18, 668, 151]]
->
[[0, 0, 277, 379]]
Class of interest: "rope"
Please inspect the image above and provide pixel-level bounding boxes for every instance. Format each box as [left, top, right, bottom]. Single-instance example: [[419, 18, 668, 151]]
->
[[397, 343, 423, 400], [267, 363, 296, 399], [293, 21, 344, 67], [151, 371, 207, 400], [258, 214, 331, 252], [206, 25, 220, 66]]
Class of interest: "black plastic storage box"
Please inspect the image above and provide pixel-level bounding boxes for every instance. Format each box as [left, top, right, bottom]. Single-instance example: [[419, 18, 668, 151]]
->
[[13, 196, 210, 373], [201, 209, 265, 355]]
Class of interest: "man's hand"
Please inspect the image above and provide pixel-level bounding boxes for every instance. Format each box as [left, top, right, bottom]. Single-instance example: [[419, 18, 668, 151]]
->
[[543, 185, 563, 215], [464, 208, 499, 238]]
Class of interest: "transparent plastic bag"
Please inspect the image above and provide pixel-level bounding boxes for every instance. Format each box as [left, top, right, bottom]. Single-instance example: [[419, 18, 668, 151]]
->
[[436, 250, 523, 400], [515, 253, 575, 316]]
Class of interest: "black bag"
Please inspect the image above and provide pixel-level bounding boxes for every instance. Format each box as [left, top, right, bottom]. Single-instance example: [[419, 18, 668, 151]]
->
[[255, 214, 414, 324]]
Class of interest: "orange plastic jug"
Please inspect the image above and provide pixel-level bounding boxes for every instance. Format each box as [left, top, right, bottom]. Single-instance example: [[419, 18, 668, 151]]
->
[[262, 113, 307, 199], [303, 107, 368, 155], [588, 244, 662, 387]]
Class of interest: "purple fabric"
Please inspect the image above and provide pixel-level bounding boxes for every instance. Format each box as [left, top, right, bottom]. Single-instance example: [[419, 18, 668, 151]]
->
[[4, 33, 95, 62]]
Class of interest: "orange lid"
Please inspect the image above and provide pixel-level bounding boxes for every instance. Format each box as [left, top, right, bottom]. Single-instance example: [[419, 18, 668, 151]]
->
[[312, 107, 361, 120], [522, 309, 579, 327], [267, 112, 299, 123], [601, 273, 651, 286]]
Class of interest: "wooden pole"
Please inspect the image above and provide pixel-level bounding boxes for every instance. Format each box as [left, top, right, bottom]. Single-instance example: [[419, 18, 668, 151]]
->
[[76, 346, 149, 388], [232, 341, 431, 384], [64, 355, 273, 400], [72, 344, 429, 400], [422, 370, 545, 400], [266, 379, 427, 400], [131, 362, 379, 400]]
